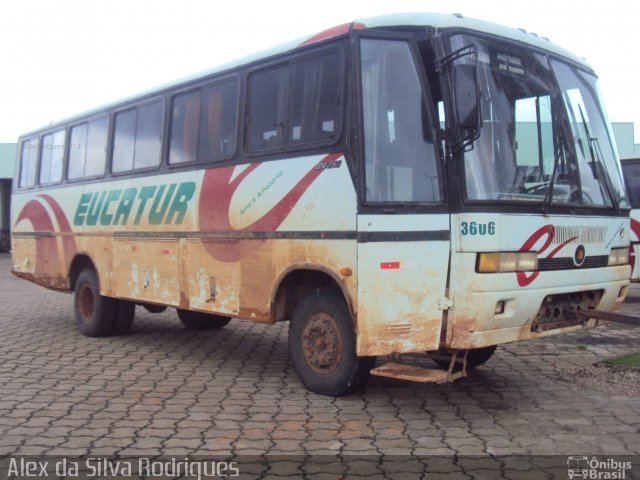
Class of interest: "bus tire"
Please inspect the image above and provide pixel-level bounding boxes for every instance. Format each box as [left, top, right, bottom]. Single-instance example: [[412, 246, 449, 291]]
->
[[288, 288, 375, 396], [433, 345, 497, 370], [74, 268, 116, 337], [111, 300, 135, 335], [176, 309, 231, 329]]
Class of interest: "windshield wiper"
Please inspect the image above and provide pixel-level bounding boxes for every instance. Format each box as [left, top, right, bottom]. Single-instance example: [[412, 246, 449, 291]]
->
[[578, 105, 619, 211]]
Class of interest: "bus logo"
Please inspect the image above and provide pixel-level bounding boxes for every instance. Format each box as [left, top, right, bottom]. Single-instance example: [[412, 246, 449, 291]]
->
[[567, 456, 589, 479], [573, 245, 586, 267]]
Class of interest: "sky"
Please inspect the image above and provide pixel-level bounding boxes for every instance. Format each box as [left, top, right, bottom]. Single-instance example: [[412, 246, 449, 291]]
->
[[1, 0, 638, 143]]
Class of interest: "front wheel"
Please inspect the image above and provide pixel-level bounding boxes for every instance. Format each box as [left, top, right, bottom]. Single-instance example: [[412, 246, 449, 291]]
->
[[431, 345, 497, 370], [176, 309, 231, 329], [288, 288, 375, 396]]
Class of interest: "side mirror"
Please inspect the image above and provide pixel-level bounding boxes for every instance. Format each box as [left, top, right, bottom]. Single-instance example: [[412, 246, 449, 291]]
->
[[454, 64, 479, 130]]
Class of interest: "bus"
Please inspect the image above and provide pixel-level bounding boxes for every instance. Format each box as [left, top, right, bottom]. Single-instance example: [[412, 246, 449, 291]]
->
[[11, 13, 631, 396], [622, 158, 640, 281]]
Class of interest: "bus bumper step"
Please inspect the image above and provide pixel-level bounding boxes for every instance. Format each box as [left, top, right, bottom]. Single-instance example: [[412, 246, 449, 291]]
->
[[370, 361, 467, 384]]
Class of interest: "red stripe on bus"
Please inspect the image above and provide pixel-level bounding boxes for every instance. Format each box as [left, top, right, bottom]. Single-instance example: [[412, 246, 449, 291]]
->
[[299, 22, 366, 46]]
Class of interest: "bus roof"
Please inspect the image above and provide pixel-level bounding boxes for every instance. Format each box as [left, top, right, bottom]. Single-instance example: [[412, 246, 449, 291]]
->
[[21, 12, 591, 138]]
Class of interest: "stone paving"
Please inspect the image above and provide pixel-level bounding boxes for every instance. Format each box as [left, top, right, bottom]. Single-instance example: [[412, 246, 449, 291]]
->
[[0, 253, 639, 467]]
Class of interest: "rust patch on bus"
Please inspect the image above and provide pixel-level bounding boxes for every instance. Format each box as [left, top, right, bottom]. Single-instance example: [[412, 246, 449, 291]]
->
[[237, 307, 271, 323], [12, 270, 69, 292]]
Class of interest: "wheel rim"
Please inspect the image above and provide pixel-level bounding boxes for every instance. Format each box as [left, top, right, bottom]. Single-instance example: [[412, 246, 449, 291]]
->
[[78, 283, 94, 322], [301, 312, 343, 374]]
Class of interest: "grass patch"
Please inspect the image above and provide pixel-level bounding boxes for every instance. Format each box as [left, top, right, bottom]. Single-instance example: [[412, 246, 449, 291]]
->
[[604, 352, 640, 368]]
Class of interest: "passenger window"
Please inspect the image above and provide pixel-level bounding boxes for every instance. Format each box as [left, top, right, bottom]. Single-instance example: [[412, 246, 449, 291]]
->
[[290, 52, 340, 145], [246, 65, 288, 152], [246, 51, 341, 153], [113, 100, 163, 172], [19, 140, 39, 188], [39, 130, 65, 185], [169, 91, 201, 164], [68, 117, 108, 179], [198, 80, 238, 160]]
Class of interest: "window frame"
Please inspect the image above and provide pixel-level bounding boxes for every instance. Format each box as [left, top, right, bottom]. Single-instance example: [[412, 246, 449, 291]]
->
[[66, 114, 110, 183], [352, 30, 446, 210], [622, 159, 640, 209], [167, 74, 240, 169], [17, 137, 40, 190], [243, 46, 345, 157], [110, 96, 165, 176], [38, 128, 66, 186]]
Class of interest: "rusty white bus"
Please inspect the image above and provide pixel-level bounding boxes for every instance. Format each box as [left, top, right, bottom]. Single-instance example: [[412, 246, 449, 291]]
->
[[12, 13, 631, 396], [622, 158, 640, 281]]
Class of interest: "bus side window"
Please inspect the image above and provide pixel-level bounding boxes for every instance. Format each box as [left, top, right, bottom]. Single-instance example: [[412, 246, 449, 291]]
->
[[169, 91, 202, 165], [113, 100, 163, 172], [19, 139, 39, 188], [68, 117, 108, 180], [290, 52, 340, 145], [198, 79, 238, 161], [246, 65, 288, 152], [39, 130, 65, 185]]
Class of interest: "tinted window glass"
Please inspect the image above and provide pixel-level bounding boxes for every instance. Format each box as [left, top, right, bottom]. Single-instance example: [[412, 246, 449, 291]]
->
[[135, 101, 163, 169], [68, 117, 108, 179], [360, 39, 440, 202], [19, 140, 39, 188], [113, 109, 136, 172], [39, 130, 65, 184], [169, 91, 201, 164], [68, 124, 87, 179], [290, 52, 340, 145], [623, 162, 640, 208], [246, 65, 288, 152], [198, 80, 238, 160], [85, 117, 108, 177], [113, 101, 163, 172]]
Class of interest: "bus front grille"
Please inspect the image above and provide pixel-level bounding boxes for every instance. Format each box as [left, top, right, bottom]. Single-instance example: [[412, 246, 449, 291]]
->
[[537, 255, 608, 271]]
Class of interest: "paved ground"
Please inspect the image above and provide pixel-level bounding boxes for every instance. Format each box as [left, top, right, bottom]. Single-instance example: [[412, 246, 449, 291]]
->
[[0, 252, 639, 467]]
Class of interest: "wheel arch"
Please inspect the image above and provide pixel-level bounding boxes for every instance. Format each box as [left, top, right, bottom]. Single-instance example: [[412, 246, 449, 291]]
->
[[271, 265, 354, 323], [68, 253, 98, 291]]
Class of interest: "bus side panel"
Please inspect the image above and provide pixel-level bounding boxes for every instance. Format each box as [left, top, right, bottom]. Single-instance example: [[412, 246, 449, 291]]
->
[[185, 153, 358, 322], [180, 238, 240, 316], [112, 238, 180, 306], [11, 191, 80, 290]]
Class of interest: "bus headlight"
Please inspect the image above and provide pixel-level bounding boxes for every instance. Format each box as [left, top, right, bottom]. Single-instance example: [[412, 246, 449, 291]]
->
[[477, 252, 538, 273], [608, 247, 630, 266]]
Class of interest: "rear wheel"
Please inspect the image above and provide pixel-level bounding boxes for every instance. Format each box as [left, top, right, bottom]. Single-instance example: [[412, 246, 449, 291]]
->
[[176, 309, 231, 329], [74, 269, 116, 337], [288, 288, 375, 396], [112, 300, 135, 335]]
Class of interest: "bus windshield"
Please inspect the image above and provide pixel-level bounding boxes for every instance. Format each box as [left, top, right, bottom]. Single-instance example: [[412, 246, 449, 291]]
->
[[450, 34, 628, 209]]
